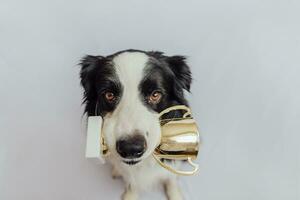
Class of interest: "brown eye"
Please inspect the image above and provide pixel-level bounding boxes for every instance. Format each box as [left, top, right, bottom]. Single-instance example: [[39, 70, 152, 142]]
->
[[104, 91, 115, 102], [148, 90, 162, 104]]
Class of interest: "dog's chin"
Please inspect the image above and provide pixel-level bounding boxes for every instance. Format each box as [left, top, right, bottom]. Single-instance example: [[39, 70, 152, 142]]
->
[[121, 155, 148, 166], [120, 151, 154, 166], [122, 159, 141, 165]]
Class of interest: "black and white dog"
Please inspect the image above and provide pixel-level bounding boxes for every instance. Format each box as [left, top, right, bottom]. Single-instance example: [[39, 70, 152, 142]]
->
[[80, 49, 192, 200]]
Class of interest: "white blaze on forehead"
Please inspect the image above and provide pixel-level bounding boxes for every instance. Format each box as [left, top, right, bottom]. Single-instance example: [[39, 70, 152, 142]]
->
[[112, 52, 148, 89]]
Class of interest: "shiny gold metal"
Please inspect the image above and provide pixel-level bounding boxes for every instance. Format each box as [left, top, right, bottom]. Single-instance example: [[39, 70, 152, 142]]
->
[[152, 105, 200, 176], [152, 155, 199, 176]]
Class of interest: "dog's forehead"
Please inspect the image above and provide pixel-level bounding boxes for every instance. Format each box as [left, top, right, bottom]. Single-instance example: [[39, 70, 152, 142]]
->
[[111, 52, 149, 87]]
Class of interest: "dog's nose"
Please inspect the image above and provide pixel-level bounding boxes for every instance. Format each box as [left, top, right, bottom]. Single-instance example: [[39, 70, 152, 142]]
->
[[116, 134, 147, 159]]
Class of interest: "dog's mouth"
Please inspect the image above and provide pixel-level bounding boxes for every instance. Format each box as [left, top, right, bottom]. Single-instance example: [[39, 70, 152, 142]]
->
[[122, 159, 141, 165]]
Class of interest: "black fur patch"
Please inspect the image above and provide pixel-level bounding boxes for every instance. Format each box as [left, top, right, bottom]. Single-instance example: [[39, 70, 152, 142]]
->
[[139, 51, 192, 119], [80, 55, 123, 116]]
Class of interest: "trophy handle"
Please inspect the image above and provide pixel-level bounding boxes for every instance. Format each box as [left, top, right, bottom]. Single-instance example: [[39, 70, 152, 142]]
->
[[158, 105, 192, 119], [152, 154, 199, 176]]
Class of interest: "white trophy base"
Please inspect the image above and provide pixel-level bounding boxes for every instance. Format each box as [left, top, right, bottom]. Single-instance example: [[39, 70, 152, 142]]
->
[[85, 116, 105, 164]]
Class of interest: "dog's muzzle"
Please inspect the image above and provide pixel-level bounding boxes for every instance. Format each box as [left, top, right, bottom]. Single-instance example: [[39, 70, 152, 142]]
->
[[116, 134, 147, 163]]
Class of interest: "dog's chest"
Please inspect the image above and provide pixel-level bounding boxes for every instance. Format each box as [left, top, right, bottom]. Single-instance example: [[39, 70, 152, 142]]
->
[[112, 157, 173, 190]]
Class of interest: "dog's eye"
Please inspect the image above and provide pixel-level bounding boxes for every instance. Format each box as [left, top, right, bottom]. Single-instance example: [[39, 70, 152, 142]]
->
[[103, 91, 116, 103], [148, 90, 162, 104]]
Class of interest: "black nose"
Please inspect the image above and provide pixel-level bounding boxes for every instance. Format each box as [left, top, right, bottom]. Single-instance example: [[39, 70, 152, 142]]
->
[[116, 134, 147, 159]]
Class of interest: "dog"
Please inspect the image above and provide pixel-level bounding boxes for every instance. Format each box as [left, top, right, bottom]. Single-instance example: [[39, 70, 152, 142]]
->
[[80, 49, 192, 200]]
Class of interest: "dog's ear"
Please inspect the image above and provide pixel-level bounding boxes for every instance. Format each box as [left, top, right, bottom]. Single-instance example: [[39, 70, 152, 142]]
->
[[79, 55, 105, 101], [165, 55, 192, 92]]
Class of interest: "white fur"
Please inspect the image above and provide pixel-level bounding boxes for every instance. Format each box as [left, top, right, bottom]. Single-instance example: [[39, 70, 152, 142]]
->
[[102, 52, 182, 200]]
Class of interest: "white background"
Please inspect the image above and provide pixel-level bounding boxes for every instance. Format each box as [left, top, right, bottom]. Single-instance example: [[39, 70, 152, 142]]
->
[[0, 0, 299, 199]]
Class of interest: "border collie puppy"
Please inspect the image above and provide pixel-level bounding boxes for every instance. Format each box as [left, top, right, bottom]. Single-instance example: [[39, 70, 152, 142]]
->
[[80, 49, 192, 200]]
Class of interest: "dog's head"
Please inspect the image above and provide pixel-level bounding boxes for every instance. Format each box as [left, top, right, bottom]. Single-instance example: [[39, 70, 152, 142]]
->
[[80, 50, 192, 165]]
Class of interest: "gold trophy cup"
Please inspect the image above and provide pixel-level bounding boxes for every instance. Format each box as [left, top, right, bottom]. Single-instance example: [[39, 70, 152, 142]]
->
[[152, 105, 200, 176]]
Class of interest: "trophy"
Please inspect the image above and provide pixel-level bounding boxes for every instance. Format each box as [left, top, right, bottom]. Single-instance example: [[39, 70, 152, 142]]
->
[[152, 105, 200, 175]]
